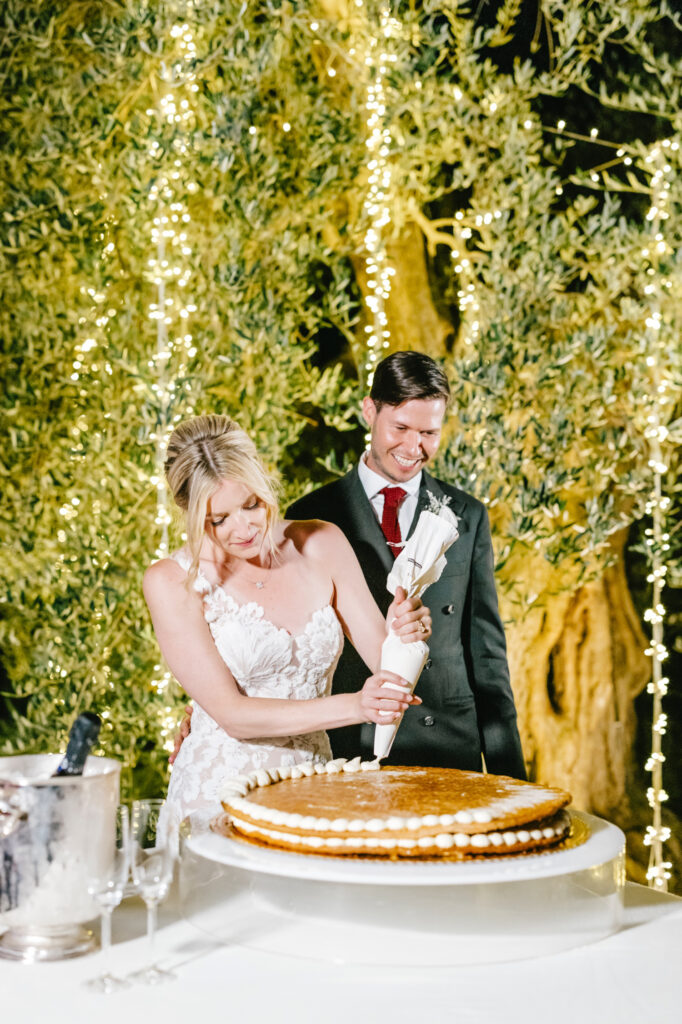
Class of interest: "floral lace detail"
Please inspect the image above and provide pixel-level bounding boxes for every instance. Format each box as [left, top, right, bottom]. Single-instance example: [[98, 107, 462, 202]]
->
[[159, 551, 343, 842]]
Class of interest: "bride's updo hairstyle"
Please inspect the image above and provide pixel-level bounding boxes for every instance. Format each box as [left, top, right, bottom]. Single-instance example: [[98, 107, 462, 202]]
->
[[164, 415, 280, 583]]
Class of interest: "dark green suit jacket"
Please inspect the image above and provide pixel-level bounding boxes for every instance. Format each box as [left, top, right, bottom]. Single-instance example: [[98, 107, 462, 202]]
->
[[286, 466, 526, 779]]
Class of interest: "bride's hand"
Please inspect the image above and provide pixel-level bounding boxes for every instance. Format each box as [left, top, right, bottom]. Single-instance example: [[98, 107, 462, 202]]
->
[[387, 586, 432, 643], [357, 670, 422, 724]]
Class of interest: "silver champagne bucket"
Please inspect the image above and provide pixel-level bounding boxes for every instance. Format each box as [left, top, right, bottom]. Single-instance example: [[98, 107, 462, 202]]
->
[[0, 753, 121, 961]]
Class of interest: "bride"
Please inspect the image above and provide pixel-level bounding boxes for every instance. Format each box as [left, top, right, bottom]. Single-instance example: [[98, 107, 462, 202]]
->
[[144, 415, 431, 839]]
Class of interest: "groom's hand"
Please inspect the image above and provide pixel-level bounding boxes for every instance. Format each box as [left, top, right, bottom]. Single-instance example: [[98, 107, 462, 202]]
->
[[387, 586, 432, 643], [169, 705, 193, 764]]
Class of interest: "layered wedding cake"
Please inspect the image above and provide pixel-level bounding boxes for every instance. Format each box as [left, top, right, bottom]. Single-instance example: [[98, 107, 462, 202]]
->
[[219, 759, 572, 858]]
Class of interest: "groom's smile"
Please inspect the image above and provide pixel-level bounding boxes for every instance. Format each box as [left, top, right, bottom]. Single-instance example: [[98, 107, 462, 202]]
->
[[361, 396, 446, 484]]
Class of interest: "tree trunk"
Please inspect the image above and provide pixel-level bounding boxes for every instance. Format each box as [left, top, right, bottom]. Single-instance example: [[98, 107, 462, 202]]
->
[[351, 224, 453, 363], [504, 529, 651, 815]]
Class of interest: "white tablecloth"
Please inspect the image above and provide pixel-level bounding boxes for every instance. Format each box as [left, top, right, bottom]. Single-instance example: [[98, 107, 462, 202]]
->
[[3, 882, 681, 1024]]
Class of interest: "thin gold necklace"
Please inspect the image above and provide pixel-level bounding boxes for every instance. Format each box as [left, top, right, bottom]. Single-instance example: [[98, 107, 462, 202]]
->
[[235, 551, 273, 589], [201, 550, 272, 588]]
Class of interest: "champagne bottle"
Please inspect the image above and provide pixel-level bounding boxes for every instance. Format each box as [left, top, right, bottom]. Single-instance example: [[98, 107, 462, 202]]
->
[[52, 712, 102, 777]]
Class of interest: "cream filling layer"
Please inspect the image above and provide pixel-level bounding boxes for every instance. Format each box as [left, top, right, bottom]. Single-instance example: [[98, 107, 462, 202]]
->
[[230, 816, 565, 852]]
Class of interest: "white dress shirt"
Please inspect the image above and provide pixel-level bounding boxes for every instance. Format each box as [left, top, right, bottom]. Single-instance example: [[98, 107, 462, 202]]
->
[[357, 452, 422, 547]]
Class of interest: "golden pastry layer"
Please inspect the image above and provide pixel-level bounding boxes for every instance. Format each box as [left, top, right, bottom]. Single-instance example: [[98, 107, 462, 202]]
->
[[219, 759, 572, 859]]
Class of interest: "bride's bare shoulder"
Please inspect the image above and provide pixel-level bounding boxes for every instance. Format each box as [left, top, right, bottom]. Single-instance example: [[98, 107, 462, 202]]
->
[[143, 554, 187, 599], [283, 518, 349, 558]]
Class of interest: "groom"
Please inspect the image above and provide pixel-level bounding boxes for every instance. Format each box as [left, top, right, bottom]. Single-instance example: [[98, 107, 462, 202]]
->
[[286, 351, 526, 779]]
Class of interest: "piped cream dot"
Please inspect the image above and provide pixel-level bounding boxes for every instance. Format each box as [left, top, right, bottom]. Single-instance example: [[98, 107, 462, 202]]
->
[[435, 833, 454, 849], [470, 834, 489, 848]]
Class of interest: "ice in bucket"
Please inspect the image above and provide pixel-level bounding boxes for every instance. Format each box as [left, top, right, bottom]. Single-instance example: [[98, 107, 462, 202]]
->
[[374, 502, 459, 760]]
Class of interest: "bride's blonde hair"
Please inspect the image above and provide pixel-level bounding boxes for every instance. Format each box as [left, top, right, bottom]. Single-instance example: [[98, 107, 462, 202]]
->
[[164, 415, 280, 584]]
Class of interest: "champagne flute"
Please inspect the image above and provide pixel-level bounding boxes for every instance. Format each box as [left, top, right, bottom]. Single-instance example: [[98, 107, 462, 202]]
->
[[129, 799, 175, 984], [84, 805, 130, 993]]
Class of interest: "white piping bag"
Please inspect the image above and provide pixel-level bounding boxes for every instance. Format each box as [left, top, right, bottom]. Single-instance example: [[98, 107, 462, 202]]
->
[[374, 505, 459, 760]]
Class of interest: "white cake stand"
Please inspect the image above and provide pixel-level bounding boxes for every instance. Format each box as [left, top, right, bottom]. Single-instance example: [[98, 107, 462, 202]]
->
[[178, 810, 625, 966]]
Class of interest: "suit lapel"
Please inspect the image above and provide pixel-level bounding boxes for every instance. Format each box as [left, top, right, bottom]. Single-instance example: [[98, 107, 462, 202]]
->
[[339, 467, 395, 577], [406, 485, 431, 541]]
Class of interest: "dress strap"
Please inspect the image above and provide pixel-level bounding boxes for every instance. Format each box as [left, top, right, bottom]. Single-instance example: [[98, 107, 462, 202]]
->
[[169, 549, 212, 595]]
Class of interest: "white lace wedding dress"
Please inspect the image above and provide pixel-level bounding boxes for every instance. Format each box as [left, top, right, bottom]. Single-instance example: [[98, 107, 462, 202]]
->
[[158, 551, 343, 843]]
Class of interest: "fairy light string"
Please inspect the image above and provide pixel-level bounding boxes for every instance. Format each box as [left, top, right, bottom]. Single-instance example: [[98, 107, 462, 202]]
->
[[66, 3, 202, 746], [146, 11, 199, 564], [144, 3, 200, 746], [443, 101, 678, 883], [544, 125, 677, 887], [353, 1, 399, 389], [640, 142, 674, 892], [550, 125, 676, 888]]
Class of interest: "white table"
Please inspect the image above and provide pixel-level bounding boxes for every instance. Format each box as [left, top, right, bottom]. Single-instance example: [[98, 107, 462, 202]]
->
[[2, 882, 681, 1024]]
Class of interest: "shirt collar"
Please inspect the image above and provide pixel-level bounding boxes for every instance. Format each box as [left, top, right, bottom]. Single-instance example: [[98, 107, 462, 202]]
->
[[357, 451, 423, 500]]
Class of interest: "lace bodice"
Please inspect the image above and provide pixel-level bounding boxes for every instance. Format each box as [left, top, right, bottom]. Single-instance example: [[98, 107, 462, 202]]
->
[[159, 551, 343, 841]]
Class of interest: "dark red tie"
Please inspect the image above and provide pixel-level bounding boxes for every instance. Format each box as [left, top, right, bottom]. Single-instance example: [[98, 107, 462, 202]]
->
[[380, 486, 407, 556]]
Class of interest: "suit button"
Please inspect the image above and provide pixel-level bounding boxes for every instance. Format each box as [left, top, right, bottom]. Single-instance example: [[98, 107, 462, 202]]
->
[[424, 659, 433, 670], [421, 715, 435, 727], [444, 604, 455, 614]]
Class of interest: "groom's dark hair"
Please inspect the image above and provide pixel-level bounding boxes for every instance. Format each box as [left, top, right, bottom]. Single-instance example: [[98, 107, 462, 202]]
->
[[369, 351, 450, 410]]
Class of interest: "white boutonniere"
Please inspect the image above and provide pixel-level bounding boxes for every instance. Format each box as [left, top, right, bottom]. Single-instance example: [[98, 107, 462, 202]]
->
[[425, 490, 459, 538]]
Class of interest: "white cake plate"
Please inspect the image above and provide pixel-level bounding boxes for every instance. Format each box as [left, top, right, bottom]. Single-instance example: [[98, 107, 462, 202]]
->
[[184, 809, 621, 885], [178, 810, 626, 966]]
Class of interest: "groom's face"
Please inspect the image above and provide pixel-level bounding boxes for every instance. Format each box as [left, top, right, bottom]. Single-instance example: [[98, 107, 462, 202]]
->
[[362, 396, 446, 484]]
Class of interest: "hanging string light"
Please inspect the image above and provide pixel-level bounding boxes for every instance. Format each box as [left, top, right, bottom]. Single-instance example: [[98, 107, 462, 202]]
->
[[451, 110, 678, 867], [354, 2, 399, 388], [144, 2, 200, 748], [541, 122, 678, 886], [640, 141, 674, 892], [64, 4, 201, 743], [549, 119, 677, 886], [146, 8, 199, 563]]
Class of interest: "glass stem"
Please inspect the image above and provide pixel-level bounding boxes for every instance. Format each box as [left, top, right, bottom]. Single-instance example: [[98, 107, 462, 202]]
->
[[101, 907, 113, 971], [146, 899, 158, 962]]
